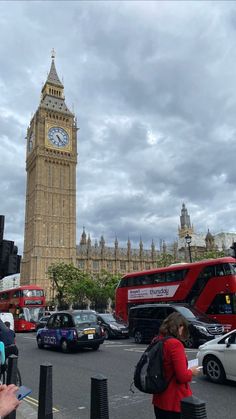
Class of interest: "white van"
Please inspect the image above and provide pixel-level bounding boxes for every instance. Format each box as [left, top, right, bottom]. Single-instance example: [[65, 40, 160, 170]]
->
[[0, 313, 14, 331]]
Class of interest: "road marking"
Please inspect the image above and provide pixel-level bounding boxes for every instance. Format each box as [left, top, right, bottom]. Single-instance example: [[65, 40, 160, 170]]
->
[[22, 337, 36, 340], [104, 343, 135, 347], [25, 396, 59, 412], [24, 396, 38, 407], [104, 344, 135, 348], [109, 393, 150, 408], [104, 341, 134, 345]]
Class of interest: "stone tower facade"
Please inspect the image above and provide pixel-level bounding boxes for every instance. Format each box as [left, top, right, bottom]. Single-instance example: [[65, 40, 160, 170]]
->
[[178, 203, 194, 238], [21, 52, 77, 298]]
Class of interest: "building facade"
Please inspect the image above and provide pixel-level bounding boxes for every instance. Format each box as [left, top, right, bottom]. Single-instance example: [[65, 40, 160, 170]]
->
[[76, 204, 236, 275], [21, 52, 77, 298], [76, 228, 179, 275]]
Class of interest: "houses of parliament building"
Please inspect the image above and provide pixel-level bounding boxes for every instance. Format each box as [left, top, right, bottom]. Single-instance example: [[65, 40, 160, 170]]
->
[[76, 202, 236, 276]]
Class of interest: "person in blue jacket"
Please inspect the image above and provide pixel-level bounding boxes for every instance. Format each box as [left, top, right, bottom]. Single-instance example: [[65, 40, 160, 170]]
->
[[0, 320, 18, 358]]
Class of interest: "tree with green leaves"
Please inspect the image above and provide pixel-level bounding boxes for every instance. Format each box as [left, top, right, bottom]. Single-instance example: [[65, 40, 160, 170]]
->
[[157, 253, 179, 267], [88, 271, 121, 311], [193, 249, 225, 262], [47, 263, 81, 308], [47, 264, 121, 311]]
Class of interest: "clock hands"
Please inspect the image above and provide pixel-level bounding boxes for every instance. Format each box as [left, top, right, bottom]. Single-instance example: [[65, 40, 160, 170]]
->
[[56, 134, 65, 146], [56, 134, 61, 140]]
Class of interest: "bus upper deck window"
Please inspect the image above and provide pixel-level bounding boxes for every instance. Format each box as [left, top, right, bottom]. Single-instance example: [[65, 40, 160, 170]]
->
[[118, 278, 127, 288], [229, 263, 236, 274], [223, 264, 232, 276]]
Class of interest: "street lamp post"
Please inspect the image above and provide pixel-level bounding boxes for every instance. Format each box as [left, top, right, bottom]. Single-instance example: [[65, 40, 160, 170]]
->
[[185, 233, 192, 263]]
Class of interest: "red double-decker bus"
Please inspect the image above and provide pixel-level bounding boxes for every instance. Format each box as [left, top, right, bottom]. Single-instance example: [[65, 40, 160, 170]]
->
[[0, 285, 46, 332], [115, 257, 236, 330]]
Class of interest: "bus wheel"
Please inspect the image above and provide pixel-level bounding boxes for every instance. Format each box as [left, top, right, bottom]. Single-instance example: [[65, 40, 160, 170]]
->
[[134, 330, 143, 344]]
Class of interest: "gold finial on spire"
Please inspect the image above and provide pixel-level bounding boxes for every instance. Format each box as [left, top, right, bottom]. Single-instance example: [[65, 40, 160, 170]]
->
[[51, 48, 56, 59]]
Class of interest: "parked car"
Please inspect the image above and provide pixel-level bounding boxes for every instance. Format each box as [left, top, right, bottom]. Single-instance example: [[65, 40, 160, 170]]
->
[[197, 329, 236, 383], [96, 313, 129, 339], [35, 316, 50, 331], [36, 310, 105, 352], [128, 303, 224, 347]]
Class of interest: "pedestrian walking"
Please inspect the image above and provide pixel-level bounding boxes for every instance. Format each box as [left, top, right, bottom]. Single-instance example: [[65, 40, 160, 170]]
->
[[152, 312, 199, 419]]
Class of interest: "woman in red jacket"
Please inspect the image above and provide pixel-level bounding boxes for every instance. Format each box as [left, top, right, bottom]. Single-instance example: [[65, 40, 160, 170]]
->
[[152, 312, 199, 419]]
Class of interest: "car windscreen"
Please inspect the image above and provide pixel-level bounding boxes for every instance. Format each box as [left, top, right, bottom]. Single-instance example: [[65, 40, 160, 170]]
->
[[100, 314, 116, 322], [73, 313, 97, 325], [41, 317, 50, 322], [176, 306, 217, 323]]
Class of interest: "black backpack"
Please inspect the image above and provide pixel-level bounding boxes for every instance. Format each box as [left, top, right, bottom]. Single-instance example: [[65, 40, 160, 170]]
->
[[133, 336, 172, 394]]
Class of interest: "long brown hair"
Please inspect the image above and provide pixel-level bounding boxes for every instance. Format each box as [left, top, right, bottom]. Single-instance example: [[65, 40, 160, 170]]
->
[[159, 312, 189, 340]]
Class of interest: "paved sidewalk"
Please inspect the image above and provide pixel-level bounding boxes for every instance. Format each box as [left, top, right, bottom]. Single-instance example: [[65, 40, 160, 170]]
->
[[16, 400, 63, 418], [16, 401, 37, 418]]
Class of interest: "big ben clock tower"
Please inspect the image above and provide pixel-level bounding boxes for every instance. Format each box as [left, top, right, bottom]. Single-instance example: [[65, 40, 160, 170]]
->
[[21, 51, 77, 298]]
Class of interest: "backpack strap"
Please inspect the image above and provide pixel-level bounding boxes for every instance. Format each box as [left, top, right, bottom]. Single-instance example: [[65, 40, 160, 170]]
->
[[161, 336, 176, 386], [152, 335, 173, 344]]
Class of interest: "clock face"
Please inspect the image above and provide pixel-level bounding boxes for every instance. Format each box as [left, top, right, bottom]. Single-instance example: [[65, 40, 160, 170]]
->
[[48, 127, 69, 148]]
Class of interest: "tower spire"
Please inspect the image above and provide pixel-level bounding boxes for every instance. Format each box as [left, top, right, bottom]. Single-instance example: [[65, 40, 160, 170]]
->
[[46, 49, 63, 87], [40, 51, 73, 115]]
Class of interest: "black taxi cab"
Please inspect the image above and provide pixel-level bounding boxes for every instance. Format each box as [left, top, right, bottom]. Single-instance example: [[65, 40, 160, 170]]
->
[[36, 310, 105, 353]]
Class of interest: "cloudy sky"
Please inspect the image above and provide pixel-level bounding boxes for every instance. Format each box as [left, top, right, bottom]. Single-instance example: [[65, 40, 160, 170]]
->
[[1, 1, 236, 254]]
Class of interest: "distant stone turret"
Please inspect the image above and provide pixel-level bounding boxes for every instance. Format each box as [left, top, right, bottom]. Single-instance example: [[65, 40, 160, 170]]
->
[[205, 229, 215, 250], [178, 203, 194, 238]]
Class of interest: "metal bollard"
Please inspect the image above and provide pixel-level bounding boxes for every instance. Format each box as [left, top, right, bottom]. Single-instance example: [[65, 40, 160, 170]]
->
[[38, 363, 53, 419], [90, 374, 109, 419], [181, 395, 207, 419], [6, 355, 18, 385], [5, 355, 18, 419]]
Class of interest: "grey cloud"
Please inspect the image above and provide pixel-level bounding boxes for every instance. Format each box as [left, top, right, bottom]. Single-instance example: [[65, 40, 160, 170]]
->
[[1, 1, 236, 255]]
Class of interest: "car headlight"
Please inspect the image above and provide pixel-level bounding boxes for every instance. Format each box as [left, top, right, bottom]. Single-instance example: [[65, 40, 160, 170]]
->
[[110, 324, 119, 330], [194, 325, 209, 335]]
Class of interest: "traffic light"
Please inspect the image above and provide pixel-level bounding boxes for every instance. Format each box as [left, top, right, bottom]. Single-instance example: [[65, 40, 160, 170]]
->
[[0, 215, 21, 278]]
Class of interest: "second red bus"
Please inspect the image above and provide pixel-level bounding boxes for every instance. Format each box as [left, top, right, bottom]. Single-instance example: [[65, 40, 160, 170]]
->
[[0, 285, 46, 332], [115, 257, 236, 330]]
